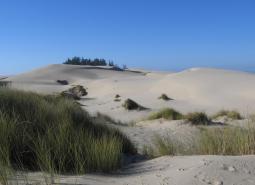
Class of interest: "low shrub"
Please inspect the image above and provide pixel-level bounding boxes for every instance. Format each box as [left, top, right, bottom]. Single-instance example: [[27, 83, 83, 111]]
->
[[56, 80, 68, 85], [122, 99, 147, 111], [147, 108, 183, 120], [158, 94, 173, 101], [61, 91, 80, 100], [61, 85, 87, 100], [185, 112, 211, 125], [114, 94, 121, 102], [212, 110, 243, 120], [0, 88, 135, 174]]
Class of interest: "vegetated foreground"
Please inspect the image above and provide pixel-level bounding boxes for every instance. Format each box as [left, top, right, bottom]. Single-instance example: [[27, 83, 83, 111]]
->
[[2, 65, 255, 185], [0, 88, 135, 175]]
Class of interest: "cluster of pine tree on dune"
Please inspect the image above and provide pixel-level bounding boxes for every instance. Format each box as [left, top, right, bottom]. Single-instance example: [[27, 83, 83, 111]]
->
[[63, 57, 115, 66]]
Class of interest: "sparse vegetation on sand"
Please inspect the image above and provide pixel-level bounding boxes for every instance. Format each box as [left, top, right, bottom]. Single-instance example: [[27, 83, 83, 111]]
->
[[145, 126, 255, 157], [95, 112, 128, 126], [185, 112, 211, 125], [198, 127, 255, 155], [0, 88, 135, 174], [122, 99, 147, 111], [61, 85, 87, 100], [0, 81, 11, 88], [212, 110, 243, 120], [146, 109, 210, 125], [147, 108, 183, 120], [158, 94, 173, 101]]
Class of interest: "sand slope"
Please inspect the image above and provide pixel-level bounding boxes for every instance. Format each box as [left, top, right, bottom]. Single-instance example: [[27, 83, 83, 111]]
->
[[7, 64, 255, 122], [20, 155, 255, 185]]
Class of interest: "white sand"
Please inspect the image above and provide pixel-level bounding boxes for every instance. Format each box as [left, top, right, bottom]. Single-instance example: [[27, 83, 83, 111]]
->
[[17, 155, 255, 185], [8, 64, 255, 122], [6, 64, 255, 185]]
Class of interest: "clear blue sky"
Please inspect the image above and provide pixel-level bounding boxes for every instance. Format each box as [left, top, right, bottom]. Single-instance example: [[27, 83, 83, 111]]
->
[[0, 0, 255, 75]]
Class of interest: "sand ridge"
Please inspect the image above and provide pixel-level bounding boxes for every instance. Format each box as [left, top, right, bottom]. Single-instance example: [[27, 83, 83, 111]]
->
[[7, 64, 255, 122]]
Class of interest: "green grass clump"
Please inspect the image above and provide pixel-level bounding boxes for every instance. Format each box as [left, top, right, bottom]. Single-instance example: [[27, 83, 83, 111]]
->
[[0, 81, 11, 88], [152, 136, 179, 156], [198, 127, 255, 155], [146, 126, 255, 158], [148, 108, 183, 120], [185, 112, 211, 125], [0, 88, 135, 174], [212, 110, 243, 120]]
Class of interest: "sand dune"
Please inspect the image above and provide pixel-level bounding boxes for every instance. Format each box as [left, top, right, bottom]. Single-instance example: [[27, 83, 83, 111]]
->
[[7, 64, 255, 121], [5, 64, 255, 185]]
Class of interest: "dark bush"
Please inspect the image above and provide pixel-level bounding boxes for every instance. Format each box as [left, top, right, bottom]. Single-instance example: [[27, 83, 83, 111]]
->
[[56, 80, 69, 85], [61, 85, 87, 100], [122, 99, 147, 111], [185, 112, 211, 125], [158, 94, 173, 101]]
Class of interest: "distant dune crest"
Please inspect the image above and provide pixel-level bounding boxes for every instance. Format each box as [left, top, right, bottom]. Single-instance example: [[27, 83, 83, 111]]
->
[[6, 64, 255, 119]]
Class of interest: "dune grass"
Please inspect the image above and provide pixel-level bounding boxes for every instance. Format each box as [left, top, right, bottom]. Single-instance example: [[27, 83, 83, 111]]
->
[[146, 109, 210, 125], [0, 81, 11, 88], [147, 108, 183, 120], [0, 88, 135, 175], [146, 108, 243, 126], [198, 127, 255, 155], [144, 126, 255, 157], [212, 110, 243, 120]]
